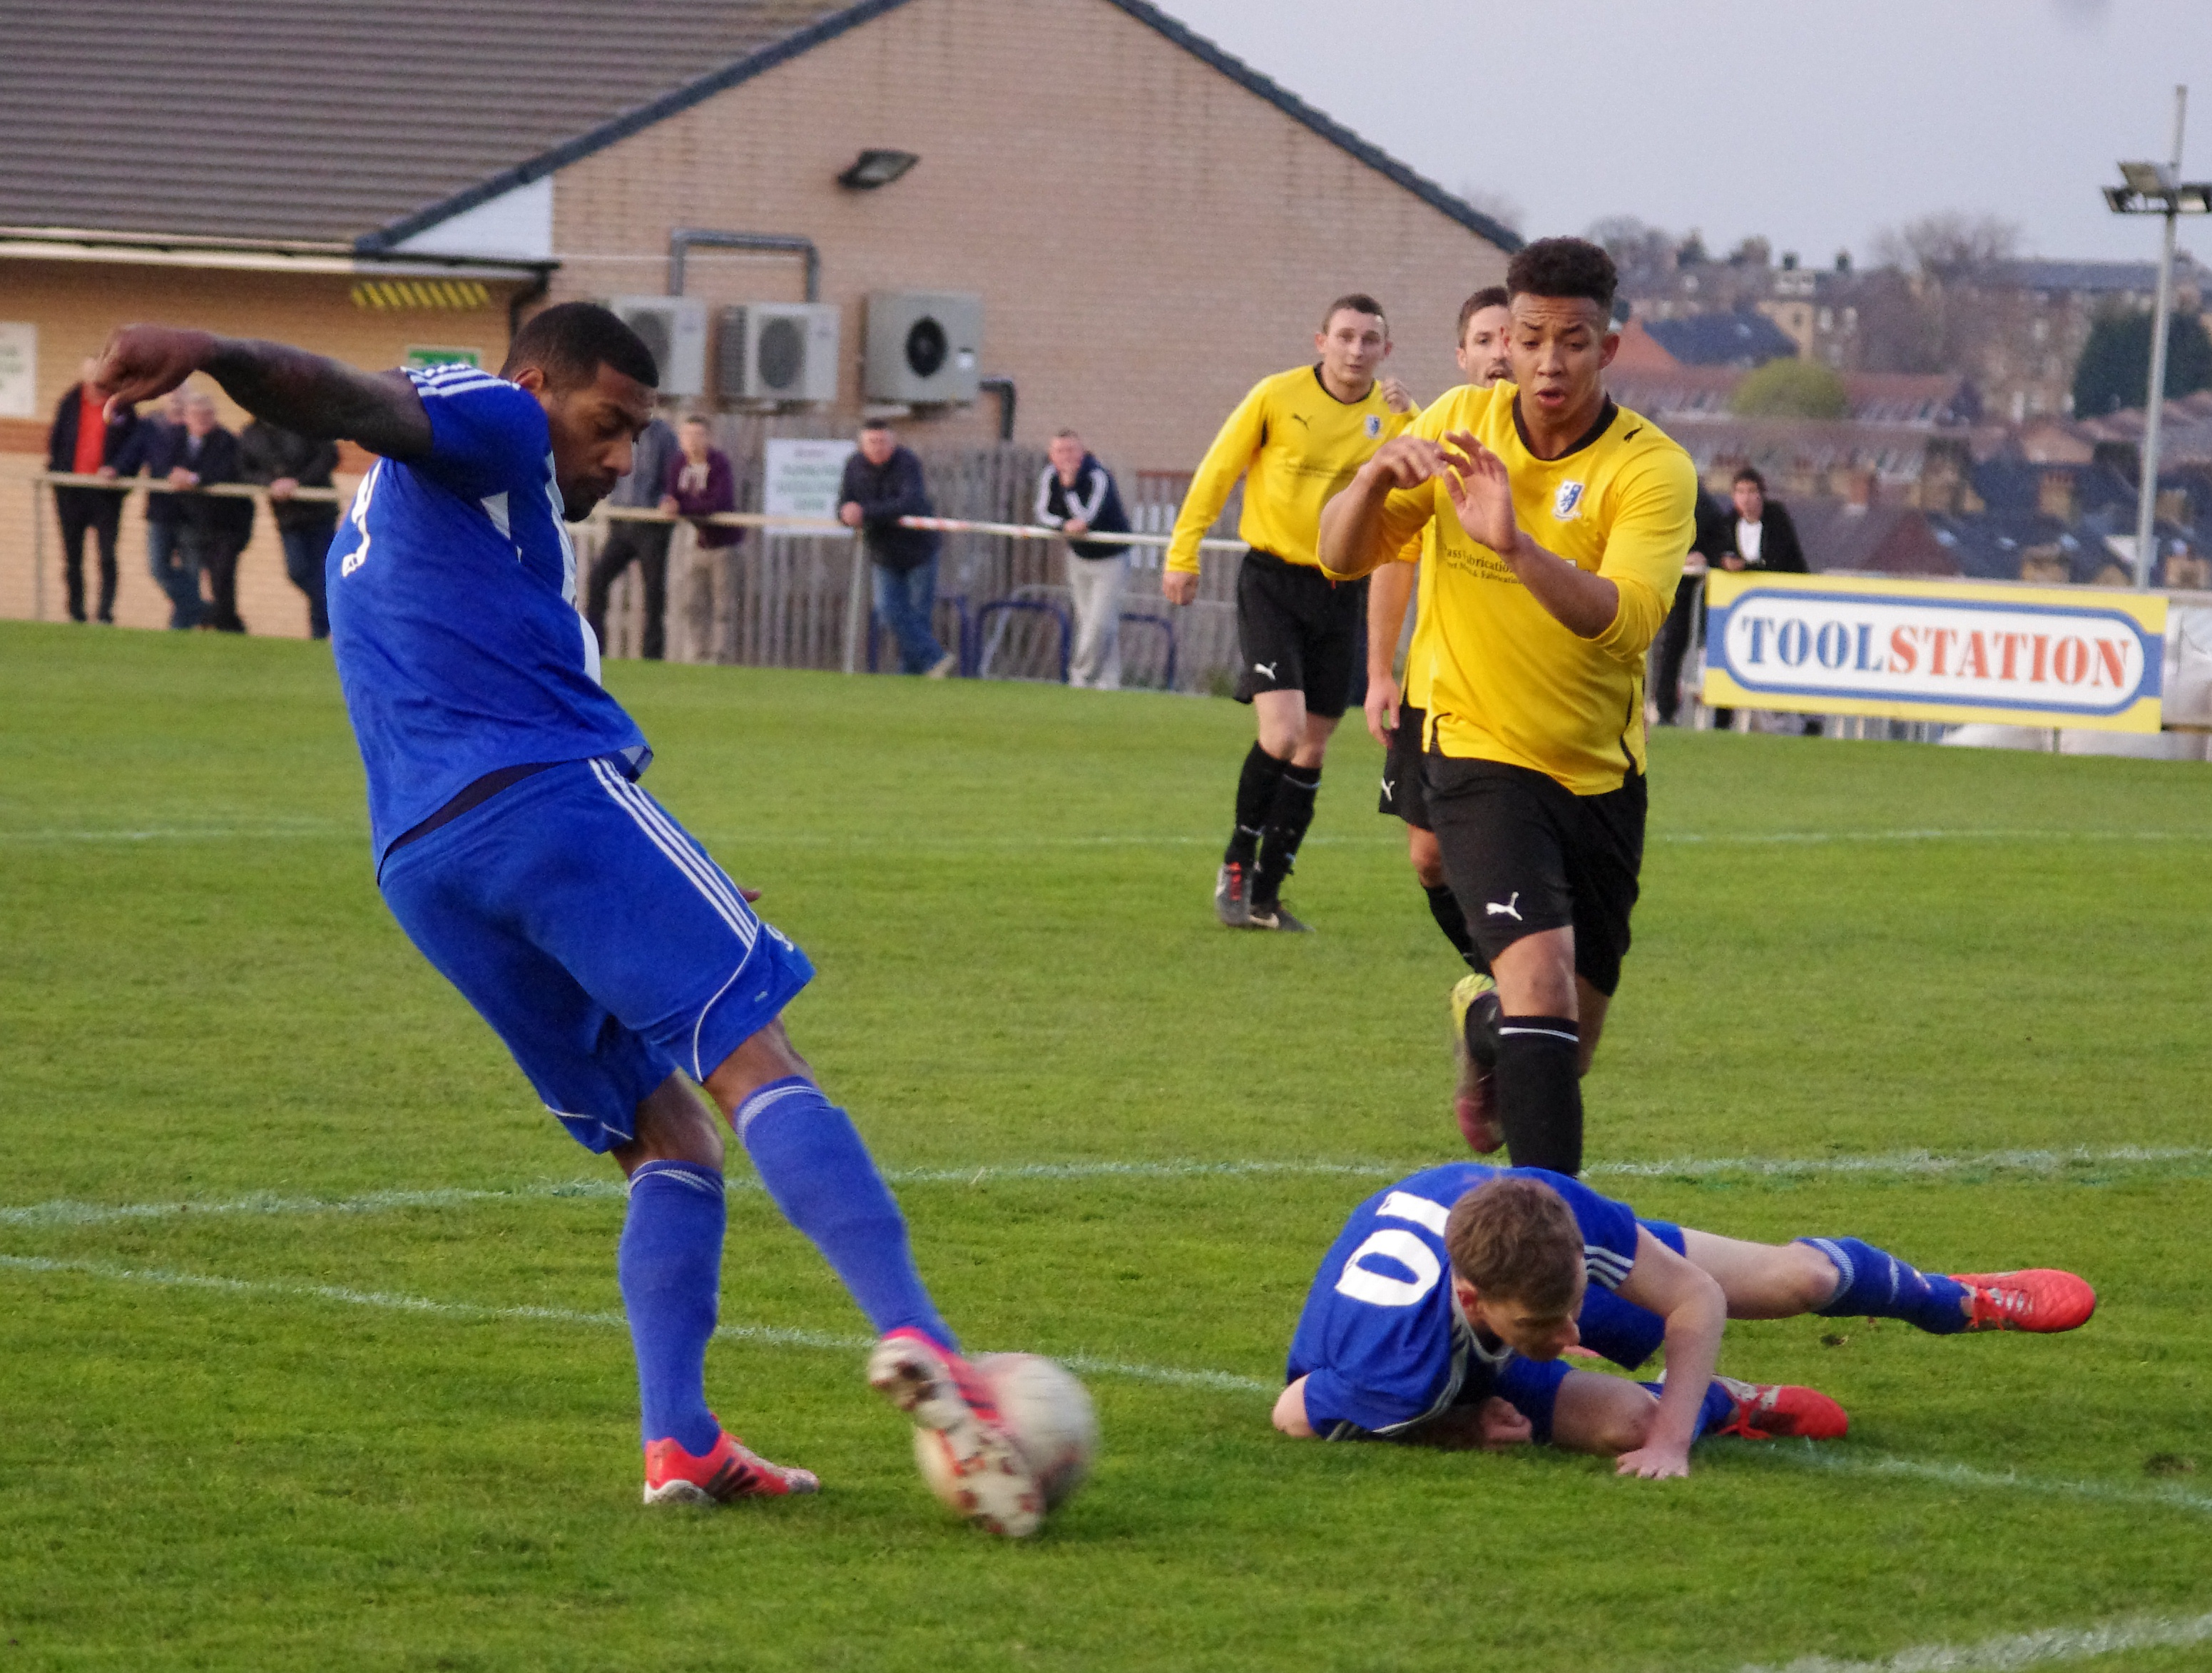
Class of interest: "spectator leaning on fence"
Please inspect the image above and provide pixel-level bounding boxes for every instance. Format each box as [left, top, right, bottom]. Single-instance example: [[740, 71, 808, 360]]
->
[[46, 357, 140, 624], [171, 392, 254, 633], [115, 390, 198, 628], [840, 419, 955, 678], [1716, 465, 1814, 735], [1034, 429, 1134, 690], [240, 418, 340, 640], [584, 413, 678, 660]]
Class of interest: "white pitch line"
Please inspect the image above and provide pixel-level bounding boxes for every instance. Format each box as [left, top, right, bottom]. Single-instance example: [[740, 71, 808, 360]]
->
[[7, 824, 2209, 851], [1733, 1606, 2212, 1673], [9, 1251, 2210, 1513], [0, 1252, 1268, 1396], [5, 1144, 2206, 1233], [1747, 1439, 2212, 1521]]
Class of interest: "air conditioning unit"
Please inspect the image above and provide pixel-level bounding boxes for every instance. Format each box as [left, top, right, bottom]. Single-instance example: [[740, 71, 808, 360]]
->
[[717, 303, 840, 404], [606, 295, 708, 397], [863, 291, 982, 404]]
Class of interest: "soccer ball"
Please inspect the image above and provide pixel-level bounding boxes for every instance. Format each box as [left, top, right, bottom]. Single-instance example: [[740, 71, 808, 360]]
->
[[913, 1353, 1098, 1516]]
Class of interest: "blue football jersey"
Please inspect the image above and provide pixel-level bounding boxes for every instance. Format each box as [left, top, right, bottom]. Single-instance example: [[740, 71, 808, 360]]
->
[[1285, 1163, 1651, 1438], [327, 364, 649, 861]]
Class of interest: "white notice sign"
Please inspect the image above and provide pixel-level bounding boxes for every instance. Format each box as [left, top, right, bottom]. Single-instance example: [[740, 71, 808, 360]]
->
[[0, 322, 36, 419], [763, 437, 857, 524]]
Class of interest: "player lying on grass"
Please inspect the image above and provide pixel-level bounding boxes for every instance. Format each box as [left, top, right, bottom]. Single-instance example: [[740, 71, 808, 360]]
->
[[1273, 1164, 2095, 1478], [91, 307, 1050, 1536]]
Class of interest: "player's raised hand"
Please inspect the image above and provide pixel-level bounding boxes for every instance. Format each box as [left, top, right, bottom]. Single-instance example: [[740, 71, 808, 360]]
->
[[1614, 1443, 1692, 1480], [1362, 669, 1400, 747], [1378, 374, 1414, 414], [1360, 435, 1461, 492], [93, 325, 218, 421], [1439, 430, 1519, 556]]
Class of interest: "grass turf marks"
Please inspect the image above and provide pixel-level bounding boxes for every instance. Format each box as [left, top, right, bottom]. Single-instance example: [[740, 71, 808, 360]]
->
[[2, 620, 2209, 1671]]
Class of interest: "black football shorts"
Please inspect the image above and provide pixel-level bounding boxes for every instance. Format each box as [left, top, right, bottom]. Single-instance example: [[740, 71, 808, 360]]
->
[[1233, 548, 1366, 720], [1377, 702, 1432, 828], [1420, 755, 1647, 997]]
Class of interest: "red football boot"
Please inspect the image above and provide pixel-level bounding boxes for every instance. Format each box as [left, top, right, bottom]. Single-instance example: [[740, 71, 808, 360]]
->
[[1949, 1269, 2097, 1333], [643, 1424, 820, 1505], [868, 1327, 1043, 1538], [1711, 1376, 1850, 1441]]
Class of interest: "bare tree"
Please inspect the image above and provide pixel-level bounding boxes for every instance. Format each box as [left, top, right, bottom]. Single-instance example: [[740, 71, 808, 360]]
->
[[1584, 215, 1676, 283], [1870, 211, 2023, 277]]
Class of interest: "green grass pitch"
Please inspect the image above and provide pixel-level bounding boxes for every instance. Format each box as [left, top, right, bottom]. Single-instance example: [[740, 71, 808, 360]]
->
[[3, 618, 2209, 1672]]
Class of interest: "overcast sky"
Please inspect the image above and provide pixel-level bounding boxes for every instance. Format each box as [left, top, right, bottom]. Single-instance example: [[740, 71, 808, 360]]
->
[[1158, 0, 2212, 269]]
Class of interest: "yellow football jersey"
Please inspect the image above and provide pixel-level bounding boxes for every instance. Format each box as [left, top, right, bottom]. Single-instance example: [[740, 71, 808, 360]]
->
[[1345, 384, 1696, 794], [1168, 366, 1418, 574]]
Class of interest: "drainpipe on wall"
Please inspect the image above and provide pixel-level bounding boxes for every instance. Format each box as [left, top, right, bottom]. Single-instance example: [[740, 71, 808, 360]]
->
[[667, 229, 820, 300], [979, 375, 1016, 442]]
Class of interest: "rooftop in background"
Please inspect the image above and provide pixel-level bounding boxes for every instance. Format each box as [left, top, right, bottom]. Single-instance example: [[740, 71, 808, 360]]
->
[[0, 0, 1517, 256], [1639, 311, 1800, 368]]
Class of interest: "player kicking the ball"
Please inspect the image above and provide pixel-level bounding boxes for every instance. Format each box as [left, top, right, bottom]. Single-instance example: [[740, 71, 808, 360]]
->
[[92, 307, 1047, 1536], [1274, 1163, 2094, 1477]]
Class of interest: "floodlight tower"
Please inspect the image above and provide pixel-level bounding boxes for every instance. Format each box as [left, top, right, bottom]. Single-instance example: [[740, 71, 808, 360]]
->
[[2104, 85, 2212, 588]]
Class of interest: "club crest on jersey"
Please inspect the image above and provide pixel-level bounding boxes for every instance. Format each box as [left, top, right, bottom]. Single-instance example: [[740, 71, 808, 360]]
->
[[1365, 414, 1382, 438], [1553, 481, 1586, 521]]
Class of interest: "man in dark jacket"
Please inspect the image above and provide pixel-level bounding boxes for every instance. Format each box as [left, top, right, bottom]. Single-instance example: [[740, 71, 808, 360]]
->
[[839, 419, 952, 677], [1034, 429, 1133, 689], [46, 358, 140, 623], [114, 390, 197, 627], [239, 417, 340, 639], [171, 392, 253, 633], [584, 414, 678, 660], [1721, 466, 1806, 574], [1716, 467, 1813, 732]]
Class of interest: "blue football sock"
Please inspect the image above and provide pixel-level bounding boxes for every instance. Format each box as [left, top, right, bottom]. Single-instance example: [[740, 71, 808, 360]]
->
[[1641, 1379, 1739, 1440], [1798, 1236, 1970, 1334], [618, 1160, 725, 1455], [737, 1076, 955, 1351]]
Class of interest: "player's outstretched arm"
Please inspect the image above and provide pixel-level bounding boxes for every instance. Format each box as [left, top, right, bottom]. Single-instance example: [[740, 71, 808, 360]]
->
[[1317, 437, 1455, 580], [1608, 1228, 1726, 1479], [1362, 558, 1417, 745], [95, 326, 432, 460]]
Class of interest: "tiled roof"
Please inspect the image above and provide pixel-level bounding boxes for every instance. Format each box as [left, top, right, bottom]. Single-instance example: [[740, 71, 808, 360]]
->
[[0, 0, 1521, 257], [1641, 311, 1800, 367]]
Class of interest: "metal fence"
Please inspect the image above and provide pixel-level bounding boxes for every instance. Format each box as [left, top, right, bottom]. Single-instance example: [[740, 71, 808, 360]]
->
[[588, 425, 1246, 692]]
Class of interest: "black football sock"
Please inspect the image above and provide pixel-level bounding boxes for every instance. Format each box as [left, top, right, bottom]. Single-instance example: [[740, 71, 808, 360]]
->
[[1253, 763, 1321, 903], [1226, 742, 1288, 866], [1424, 881, 1479, 966], [1493, 1014, 1582, 1175]]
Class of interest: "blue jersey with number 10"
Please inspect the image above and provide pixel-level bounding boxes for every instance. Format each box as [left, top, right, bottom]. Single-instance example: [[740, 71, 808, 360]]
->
[[1286, 1163, 1655, 1438], [326, 364, 648, 863]]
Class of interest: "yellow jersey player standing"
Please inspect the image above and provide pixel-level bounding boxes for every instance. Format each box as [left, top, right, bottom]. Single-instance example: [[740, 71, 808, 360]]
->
[[1365, 287, 1512, 1003], [1317, 239, 1695, 1174], [1165, 295, 1418, 933]]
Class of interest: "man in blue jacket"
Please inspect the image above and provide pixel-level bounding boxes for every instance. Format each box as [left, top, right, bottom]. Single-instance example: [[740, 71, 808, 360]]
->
[[838, 419, 954, 677], [114, 391, 198, 627]]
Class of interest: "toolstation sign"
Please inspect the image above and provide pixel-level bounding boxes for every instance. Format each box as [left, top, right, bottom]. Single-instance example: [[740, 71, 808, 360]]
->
[[1703, 573, 2167, 732]]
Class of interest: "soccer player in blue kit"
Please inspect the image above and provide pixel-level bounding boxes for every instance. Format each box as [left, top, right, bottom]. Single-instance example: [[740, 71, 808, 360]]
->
[[1274, 1165, 2095, 1476], [91, 306, 1048, 1535]]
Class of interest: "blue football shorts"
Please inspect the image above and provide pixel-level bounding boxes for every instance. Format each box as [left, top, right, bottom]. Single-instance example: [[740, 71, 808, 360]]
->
[[378, 757, 815, 1152]]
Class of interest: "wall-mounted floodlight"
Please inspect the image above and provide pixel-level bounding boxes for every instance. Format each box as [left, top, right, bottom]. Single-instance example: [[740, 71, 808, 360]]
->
[[838, 149, 919, 190]]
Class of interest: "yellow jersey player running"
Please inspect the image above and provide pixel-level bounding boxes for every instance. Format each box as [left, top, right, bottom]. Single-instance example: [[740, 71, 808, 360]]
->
[[1318, 239, 1695, 1173], [1166, 295, 1418, 933], [1365, 287, 1512, 1027]]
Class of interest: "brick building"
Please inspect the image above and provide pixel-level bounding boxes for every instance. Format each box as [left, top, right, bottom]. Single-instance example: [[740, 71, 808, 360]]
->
[[1, 0, 1515, 638]]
